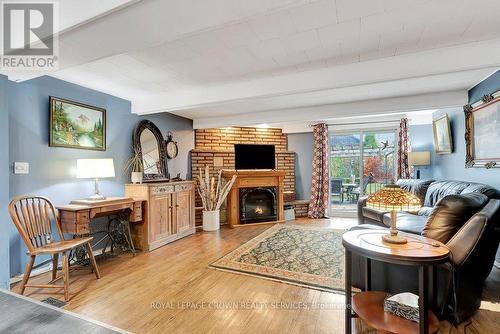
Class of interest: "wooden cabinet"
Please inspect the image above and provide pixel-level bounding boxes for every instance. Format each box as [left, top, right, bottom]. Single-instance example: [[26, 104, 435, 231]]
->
[[125, 181, 195, 251], [174, 190, 192, 234]]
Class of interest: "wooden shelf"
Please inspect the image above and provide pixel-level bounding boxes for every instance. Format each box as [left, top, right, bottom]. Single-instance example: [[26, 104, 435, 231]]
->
[[351, 291, 439, 334]]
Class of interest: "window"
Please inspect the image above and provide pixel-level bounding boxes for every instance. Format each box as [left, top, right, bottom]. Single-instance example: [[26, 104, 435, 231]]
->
[[329, 130, 396, 215]]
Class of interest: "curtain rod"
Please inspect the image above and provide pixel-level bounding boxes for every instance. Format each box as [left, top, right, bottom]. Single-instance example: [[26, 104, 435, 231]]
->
[[309, 119, 401, 127]]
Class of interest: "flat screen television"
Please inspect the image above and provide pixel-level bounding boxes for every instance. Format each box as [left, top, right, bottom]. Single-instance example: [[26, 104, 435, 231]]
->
[[234, 144, 276, 170]]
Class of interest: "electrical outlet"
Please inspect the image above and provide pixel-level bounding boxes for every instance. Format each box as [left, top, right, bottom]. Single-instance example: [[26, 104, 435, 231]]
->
[[14, 162, 29, 174]]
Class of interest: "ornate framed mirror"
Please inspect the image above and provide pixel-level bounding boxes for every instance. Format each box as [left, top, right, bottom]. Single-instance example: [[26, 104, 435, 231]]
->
[[133, 120, 169, 181]]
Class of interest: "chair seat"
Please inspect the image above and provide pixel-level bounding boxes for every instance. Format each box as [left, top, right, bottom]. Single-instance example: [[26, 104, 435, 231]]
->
[[31, 237, 93, 255]]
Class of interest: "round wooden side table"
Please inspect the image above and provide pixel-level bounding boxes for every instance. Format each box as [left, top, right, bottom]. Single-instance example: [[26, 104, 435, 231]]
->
[[342, 229, 450, 334]]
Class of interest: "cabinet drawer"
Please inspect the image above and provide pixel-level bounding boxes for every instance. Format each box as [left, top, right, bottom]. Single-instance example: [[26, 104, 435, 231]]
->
[[129, 201, 143, 222], [175, 183, 193, 192], [152, 185, 175, 196], [77, 211, 90, 223], [76, 223, 90, 234], [61, 222, 90, 235]]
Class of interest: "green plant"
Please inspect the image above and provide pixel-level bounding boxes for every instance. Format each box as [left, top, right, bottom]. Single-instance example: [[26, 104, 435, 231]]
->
[[124, 147, 143, 173]]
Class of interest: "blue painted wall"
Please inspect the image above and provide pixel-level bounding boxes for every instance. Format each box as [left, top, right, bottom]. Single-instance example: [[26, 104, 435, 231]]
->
[[427, 107, 500, 190], [6, 76, 193, 277], [288, 132, 313, 200], [468, 69, 500, 104], [0, 76, 10, 289], [409, 124, 435, 180], [409, 69, 500, 190], [410, 69, 500, 264]]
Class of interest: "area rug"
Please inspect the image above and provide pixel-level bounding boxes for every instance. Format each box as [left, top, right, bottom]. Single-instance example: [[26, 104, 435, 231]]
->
[[209, 224, 345, 292]]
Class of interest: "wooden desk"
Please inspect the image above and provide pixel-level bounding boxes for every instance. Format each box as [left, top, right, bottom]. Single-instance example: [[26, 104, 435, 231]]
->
[[56, 197, 143, 235]]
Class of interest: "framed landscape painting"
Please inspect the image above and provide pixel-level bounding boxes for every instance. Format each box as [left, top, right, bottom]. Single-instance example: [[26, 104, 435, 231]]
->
[[464, 92, 500, 168], [49, 97, 106, 151], [432, 114, 453, 154]]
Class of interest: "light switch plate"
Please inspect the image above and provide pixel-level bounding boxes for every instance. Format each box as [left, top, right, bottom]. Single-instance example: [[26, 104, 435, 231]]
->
[[213, 156, 224, 167], [14, 162, 29, 174]]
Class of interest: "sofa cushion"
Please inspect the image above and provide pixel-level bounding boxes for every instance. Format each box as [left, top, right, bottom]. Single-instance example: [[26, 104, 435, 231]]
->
[[396, 179, 434, 203], [423, 180, 500, 207], [422, 193, 489, 243], [461, 183, 500, 199], [423, 181, 469, 207], [382, 212, 427, 234], [349, 224, 387, 232], [362, 207, 389, 224], [417, 206, 434, 216]]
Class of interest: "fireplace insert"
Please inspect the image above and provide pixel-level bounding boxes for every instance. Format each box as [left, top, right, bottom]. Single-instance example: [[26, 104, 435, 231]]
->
[[239, 187, 277, 224]]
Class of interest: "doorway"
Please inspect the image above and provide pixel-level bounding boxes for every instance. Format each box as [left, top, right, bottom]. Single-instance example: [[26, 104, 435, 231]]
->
[[329, 130, 396, 215]]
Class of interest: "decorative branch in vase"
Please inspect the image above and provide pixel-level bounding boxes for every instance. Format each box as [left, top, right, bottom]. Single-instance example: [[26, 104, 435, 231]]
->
[[196, 166, 236, 231], [124, 147, 144, 184]]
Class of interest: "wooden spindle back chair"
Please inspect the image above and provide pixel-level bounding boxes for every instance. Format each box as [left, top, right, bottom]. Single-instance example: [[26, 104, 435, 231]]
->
[[9, 196, 100, 301]]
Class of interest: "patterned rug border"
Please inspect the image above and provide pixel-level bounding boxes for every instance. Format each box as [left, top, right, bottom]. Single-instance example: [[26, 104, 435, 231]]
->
[[209, 266, 343, 294], [208, 224, 347, 293]]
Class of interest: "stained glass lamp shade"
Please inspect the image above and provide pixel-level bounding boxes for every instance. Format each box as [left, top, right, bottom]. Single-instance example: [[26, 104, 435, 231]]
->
[[366, 185, 421, 244]]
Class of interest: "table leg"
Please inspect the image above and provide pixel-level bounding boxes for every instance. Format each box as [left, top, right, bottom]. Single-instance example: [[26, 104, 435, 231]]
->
[[364, 258, 371, 291], [429, 265, 436, 310], [123, 220, 137, 256], [418, 265, 429, 334], [345, 249, 352, 334]]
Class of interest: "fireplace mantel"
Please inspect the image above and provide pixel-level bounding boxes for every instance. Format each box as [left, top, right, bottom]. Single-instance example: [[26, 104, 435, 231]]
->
[[222, 170, 286, 227]]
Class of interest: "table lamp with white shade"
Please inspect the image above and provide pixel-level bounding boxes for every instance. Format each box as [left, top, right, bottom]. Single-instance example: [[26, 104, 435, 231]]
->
[[408, 151, 430, 179], [76, 159, 115, 200]]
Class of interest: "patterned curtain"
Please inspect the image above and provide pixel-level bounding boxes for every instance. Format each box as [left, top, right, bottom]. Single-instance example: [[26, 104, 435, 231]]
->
[[308, 123, 329, 218], [396, 118, 413, 179]]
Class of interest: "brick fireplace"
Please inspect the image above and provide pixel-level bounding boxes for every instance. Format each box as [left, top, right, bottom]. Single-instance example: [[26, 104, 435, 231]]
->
[[190, 126, 307, 226]]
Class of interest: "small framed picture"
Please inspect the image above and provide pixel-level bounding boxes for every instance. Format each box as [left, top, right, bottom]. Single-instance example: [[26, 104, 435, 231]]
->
[[432, 114, 453, 154], [49, 97, 106, 151]]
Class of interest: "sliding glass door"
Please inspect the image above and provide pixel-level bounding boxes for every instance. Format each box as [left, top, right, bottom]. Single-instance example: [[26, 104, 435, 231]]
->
[[329, 130, 396, 215]]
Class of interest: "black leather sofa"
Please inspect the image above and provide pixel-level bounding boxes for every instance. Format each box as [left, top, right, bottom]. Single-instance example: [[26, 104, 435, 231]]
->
[[353, 179, 500, 322]]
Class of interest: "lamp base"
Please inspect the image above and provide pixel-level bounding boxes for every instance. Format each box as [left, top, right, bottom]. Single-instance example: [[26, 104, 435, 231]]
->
[[86, 194, 106, 201], [86, 178, 106, 201], [382, 234, 408, 244]]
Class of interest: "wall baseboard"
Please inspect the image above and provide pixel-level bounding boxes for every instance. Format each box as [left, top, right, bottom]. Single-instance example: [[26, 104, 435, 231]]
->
[[9, 247, 106, 286], [10, 263, 53, 285]]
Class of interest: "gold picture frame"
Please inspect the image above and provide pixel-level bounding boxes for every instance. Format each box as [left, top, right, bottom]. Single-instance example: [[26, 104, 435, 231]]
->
[[432, 114, 453, 154], [464, 92, 500, 169], [49, 97, 106, 151]]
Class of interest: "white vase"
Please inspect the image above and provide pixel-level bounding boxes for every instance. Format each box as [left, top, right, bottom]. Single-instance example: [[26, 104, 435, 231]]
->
[[203, 210, 220, 231], [131, 172, 143, 184]]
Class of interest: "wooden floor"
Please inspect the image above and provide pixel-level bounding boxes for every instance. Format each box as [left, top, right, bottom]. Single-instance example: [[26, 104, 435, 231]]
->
[[12, 218, 500, 334]]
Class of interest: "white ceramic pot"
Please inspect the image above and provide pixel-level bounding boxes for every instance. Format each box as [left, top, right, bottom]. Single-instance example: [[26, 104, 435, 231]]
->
[[203, 210, 220, 231], [131, 172, 143, 184]]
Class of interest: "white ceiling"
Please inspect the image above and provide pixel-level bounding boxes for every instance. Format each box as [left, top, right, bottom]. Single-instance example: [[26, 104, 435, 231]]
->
[[3, 0, 500, 128], [57, 0, 138, 33]]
